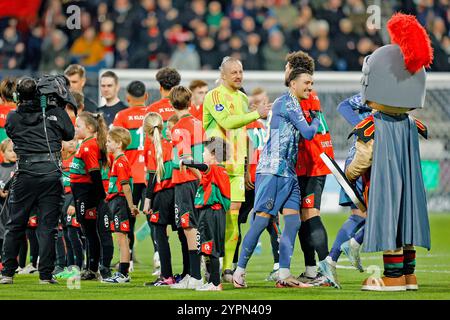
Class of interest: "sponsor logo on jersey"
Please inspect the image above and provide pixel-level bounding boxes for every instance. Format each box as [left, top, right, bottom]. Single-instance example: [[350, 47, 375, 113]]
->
[[215, 104, 224, 112]]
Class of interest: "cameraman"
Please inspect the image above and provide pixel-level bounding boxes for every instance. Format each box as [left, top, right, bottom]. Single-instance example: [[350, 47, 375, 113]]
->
[[0, 76, 75, 284]]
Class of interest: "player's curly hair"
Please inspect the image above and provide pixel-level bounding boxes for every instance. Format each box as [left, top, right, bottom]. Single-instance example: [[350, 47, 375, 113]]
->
[[286, 51, 315, 74], [285, 51, 315, 87], [156, 67, 181, 91]]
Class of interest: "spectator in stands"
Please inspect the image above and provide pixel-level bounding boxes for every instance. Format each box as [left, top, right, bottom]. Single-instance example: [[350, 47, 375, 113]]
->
[[273, 0, 299, 32], [181, 0, 206, 31], [114, 37, 130, 69], [26, 25, 43, 71], [227, 0, 250, 32], [253, 0, 276, 27], [109, 0, 139, 42], [343, 0, 367, 35], [355, 37, 375, 70], [206, 1, 223, 32], [198, 37, 220, 70], [316, 0, 346, 38], [98, 71, 127, 126], [430, 17, 450, 71], [312, 36, 338, 71], [70, 26, 105, 70], [292, 34, 314, 57], [333, 18, 360, 71], [262, 31, 290, 71], [156, 0, 179, 32], [237, 16, 258, 42], [0, 25, 25, 70], [169, 40, 201, 70], [99, 20, 116, 68], [289, 7, 314, 49], [261, 15, 281, 37], [140, 12, 168, 68], [39, 29, 69, 73], [227, 35, 246, 61], [216, 24, 233, 56], [64, 64, 98, 113], [243, 33, 263, 70]]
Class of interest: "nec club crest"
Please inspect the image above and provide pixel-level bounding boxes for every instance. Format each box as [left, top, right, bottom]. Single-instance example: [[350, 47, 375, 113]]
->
[[302, 194, 315, 208], [86, 208, 97, 219], [181, 213, 190, 228], [150, 211, 159, 223], [201, 241, 213, 255], [120, 220, 130, 232]]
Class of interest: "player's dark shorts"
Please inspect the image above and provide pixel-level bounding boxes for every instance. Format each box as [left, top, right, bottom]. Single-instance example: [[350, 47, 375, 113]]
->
[[197, 206, 226, 258], [108, 195, 131, 234], [174, 181, 199, 229], [149, 188, 176, 230], [238, 188, 255, 224], [98, 199, 113, 233], [298, 175, 327, 210], [62, 193, 81, 228], [71, 183, 99, 223], [254, 174, 300, 216]]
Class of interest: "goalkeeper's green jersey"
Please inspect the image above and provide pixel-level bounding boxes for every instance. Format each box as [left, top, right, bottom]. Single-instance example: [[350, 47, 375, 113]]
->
[[203, 84, 260, 176]]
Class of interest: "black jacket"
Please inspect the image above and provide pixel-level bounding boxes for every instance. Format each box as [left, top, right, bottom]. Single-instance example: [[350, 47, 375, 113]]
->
[[5, 100, 75, 156]]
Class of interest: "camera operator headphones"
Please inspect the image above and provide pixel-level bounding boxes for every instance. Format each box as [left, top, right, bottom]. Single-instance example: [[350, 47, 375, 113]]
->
[[13, 77, 37, 103]]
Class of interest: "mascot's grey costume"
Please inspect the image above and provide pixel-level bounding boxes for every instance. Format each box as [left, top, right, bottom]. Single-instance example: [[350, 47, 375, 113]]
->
[[344, 13, 433, 292]]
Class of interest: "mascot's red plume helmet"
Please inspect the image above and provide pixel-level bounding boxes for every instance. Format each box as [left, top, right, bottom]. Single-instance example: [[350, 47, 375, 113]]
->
[[360, 13, 434, 109]]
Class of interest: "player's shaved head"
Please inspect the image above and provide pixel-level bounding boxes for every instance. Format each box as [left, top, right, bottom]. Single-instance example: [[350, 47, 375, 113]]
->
[[220, 56, 243, 91], [219, 56, 242, 73]]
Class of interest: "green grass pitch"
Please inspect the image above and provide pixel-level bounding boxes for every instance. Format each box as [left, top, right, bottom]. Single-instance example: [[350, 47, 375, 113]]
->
[[0, 213, 449, 300]]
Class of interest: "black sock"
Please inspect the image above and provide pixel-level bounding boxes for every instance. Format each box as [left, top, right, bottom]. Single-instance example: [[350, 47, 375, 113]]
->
[[233, 223, 242, 264], [178, 229, 189, 277], [119, 262, 130, 276], [154, 224, 172, 279], [209, 257, 220, 286], [299, 222, 316, 267], [189, 250, 201, 280], [308, 216, 329, 261]]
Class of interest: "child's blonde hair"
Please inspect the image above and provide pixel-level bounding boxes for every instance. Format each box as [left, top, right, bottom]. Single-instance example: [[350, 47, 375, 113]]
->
[[143, 112, 164, 182], [0, 138, 12, 153], [108, 127, 131, 151], [77, 112, 108, 165]]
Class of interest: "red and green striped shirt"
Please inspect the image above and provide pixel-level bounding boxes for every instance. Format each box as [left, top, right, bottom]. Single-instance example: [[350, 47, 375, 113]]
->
[[171, 114, 205, 185], [144, 137, 174, 193], [106, 154, 133, 201], [70, 137, 101, 184], [195, 164, 230, 210]]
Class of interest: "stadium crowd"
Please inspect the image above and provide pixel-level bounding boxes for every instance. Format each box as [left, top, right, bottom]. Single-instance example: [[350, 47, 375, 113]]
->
[[0, 0, 449, 72]]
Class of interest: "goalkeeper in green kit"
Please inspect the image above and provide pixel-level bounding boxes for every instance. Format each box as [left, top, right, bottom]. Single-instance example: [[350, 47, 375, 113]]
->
[[203, 56, 271, 282]]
